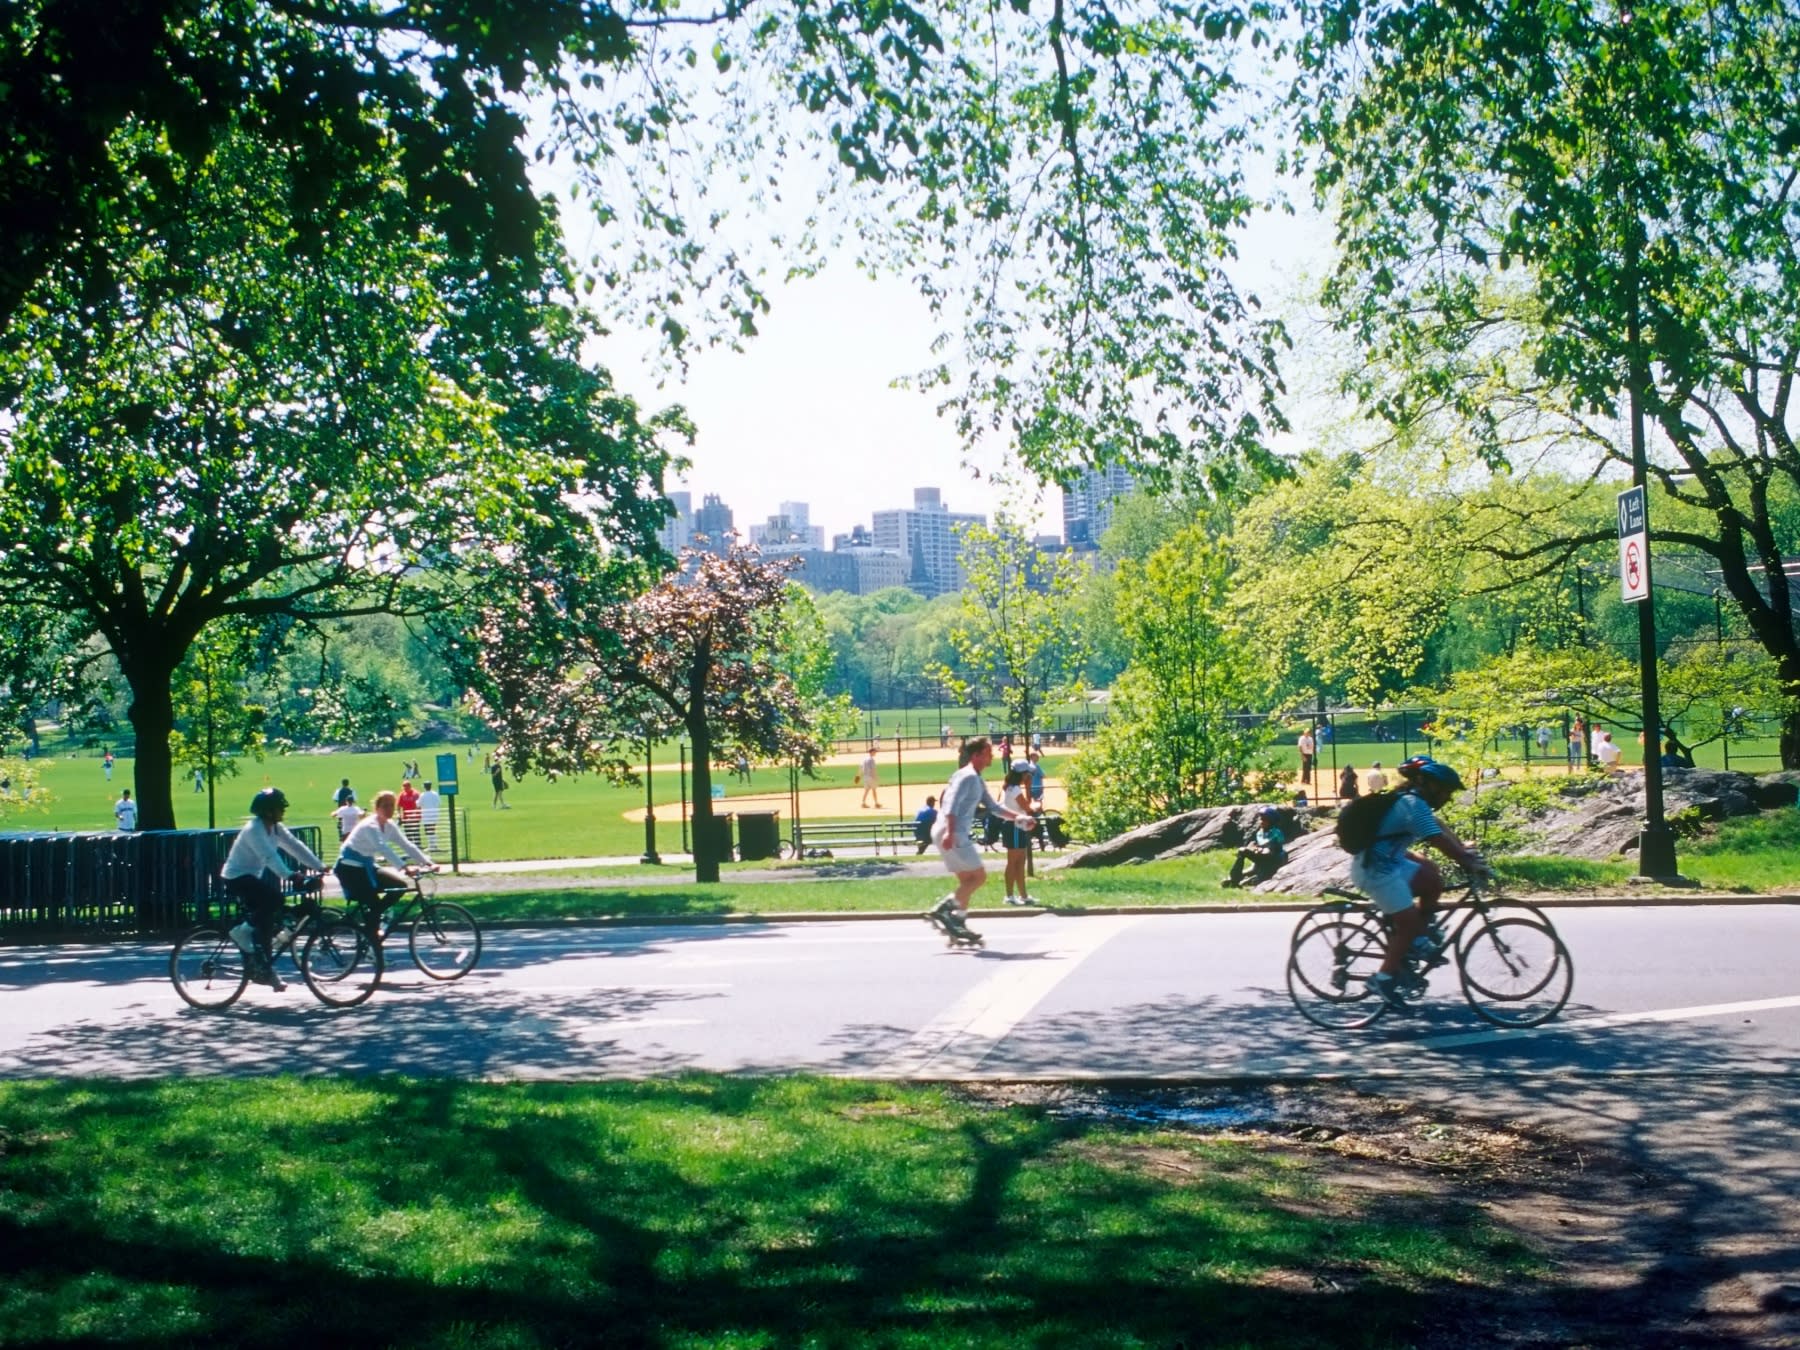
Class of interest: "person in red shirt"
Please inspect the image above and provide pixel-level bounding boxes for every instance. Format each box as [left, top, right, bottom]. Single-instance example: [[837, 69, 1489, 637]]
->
[[397, 779, 422, 846]]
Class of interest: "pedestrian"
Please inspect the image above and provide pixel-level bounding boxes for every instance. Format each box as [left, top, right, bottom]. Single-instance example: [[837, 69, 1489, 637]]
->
[[102, 749, 113, 782], [940, 725, 951, 748], [1024, 749, 1046, 807], [1297, 727, 1316, 781], [1338, 763, 1360, 801], [113, 788, 138, 831], [999, 735, 1013, 766], [334, 778, 355, 808], [1567, 718, 1585, 769], [1535, 724, 1552, 759], [193, 766, 204, 793], [332, 793, 362, 842], [912, 795, 938, 855], [859, 747, 881, 809], [398, 778, 422, 843], [491, 758, 509, 808], [924, 738, 1033, 941], [1366, 760, 1388, 793], [1000, 766, 1039, 905], [417, 781, 442, 852]]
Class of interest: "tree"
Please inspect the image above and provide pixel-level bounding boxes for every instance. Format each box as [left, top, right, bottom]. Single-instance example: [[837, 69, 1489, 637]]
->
[[0, 114, 673, 828], [1064, 525, 1274, 839], [3, 0, 1290, 490], [465, 544, 824, 883], [1293, 0, 1800, 763], [932, 522, 1090, 747]]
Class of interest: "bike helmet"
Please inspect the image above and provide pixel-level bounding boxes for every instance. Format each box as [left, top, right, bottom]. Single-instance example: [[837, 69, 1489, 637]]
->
[[1256, 805, 1280, 820], [249, 787, 289, 820], [1399, 756, 1465, 793]]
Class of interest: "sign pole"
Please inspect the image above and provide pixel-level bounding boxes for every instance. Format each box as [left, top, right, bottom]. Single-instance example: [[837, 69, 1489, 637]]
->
[[1622, 226, 1677, 877], [435, 752, 462, 875]]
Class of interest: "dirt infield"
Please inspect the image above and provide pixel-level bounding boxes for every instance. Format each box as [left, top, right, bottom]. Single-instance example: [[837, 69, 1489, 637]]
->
[[621, 776, 1066, 824]]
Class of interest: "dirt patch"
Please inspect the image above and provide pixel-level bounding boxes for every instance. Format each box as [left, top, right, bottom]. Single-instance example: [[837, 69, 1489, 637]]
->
[[960, 1082, 1789, 1347]]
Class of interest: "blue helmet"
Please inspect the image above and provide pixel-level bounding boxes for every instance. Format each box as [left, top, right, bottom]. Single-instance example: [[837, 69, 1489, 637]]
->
[[1400, 756, 1464, 792]]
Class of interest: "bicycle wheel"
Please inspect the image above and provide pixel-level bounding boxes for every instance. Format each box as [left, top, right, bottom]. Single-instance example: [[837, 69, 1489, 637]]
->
[[1459, 918, 1573, 1027], [408, 901, 482, 980], [170, 927, 250, 1010], [1289, 899, 1363, 951], [1287, 912, 1389, 1030], [300, 918, 384, 1007], [1450, 897, 1558, 957]]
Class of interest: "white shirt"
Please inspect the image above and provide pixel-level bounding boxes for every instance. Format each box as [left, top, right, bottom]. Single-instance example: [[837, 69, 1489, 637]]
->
[[1298, 732, 1315, 755], [861, 753, 877, 779], [1597, 737, 1622, 766], [332, 803, 362, 837], [1365, 768, 1388, 792], [417, 789, 441, 823], [939, 764, 1003, 849], [340, 814, 431, 868], [113, 797, 138, 830], [221, 820, 325, 880]]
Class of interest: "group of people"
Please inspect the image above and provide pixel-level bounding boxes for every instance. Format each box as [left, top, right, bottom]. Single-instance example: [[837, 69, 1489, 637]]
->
[[221, 785, 436, 991], [332, 776, 444, 852]]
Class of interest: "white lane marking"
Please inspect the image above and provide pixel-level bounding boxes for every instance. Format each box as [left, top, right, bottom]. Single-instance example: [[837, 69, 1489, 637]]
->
[[880, 916, 1143, 1077]]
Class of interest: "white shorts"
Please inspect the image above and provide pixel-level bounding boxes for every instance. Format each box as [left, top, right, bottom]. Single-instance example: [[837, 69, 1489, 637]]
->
[[939, 841, 985, 874], [1349, 857, 1420, 915]]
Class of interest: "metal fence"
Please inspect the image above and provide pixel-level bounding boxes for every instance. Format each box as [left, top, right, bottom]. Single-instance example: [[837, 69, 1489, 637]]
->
[[0, 825, 324, 937]]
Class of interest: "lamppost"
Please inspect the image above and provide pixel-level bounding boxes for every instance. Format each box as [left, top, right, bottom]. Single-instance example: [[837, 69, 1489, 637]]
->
[[203, 649, 216, 829], [640, 726, 661, 865]]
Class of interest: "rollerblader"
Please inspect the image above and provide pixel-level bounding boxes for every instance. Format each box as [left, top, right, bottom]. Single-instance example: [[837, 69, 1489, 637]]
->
[[925, 737, 1034, 948]]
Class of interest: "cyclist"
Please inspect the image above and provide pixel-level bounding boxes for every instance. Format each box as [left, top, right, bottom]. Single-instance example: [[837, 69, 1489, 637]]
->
[[1350, 756, 1491, 1011], [221, 787, 326, 991], [334, 788, 436, 922]]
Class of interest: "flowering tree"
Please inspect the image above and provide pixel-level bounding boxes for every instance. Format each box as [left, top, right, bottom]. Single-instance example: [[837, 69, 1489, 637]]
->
[[466, 543, 825, 882]]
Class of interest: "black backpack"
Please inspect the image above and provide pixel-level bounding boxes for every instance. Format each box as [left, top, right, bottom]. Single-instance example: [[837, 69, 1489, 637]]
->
[[1334, 789, 1402, 856]]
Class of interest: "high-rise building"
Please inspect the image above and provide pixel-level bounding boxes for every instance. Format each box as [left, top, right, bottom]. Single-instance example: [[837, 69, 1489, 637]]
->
[[657, 491, 695, 555], [749, 500, 825, 552], [1061, 465, 1136, 550], [871, 487, 986, 597], [692, 493, 735, 553]]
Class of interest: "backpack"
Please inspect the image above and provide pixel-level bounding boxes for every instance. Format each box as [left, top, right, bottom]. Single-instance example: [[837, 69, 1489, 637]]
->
[[1334, 789, 1402, 857]]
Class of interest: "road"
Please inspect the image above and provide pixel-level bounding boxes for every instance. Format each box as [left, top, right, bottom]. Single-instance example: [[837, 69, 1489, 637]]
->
[[5, 904, 1800, 1330]]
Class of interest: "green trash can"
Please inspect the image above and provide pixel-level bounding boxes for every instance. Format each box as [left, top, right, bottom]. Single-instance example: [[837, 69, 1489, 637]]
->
[[696, 812, 734, 865], [736, 810, 780, 862]]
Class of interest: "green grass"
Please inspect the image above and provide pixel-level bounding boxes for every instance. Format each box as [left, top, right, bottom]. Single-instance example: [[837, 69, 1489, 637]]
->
[[0, 1076, 1540, 1348], [1680, 810, 1800, 892], [12, 743, 1013, 863]]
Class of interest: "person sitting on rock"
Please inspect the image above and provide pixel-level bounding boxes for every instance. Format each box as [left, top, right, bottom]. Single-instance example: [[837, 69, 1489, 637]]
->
[[1224, 806, 1288, 888]]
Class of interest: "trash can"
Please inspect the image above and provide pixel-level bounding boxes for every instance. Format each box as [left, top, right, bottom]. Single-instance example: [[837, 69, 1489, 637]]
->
[[736, 810, 780, 862], [696, 812, 734, 866]]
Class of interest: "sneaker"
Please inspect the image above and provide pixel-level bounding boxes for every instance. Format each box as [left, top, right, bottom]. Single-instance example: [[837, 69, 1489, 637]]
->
[[1368, 972, 1409, 1011], [1004, 894, 1029, 906], [229, 922, 255, 954]]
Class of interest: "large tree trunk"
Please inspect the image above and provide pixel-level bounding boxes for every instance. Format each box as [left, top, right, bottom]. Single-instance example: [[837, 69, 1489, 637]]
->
[[687, 711, 720, 884], [123, 654, 180, 830]]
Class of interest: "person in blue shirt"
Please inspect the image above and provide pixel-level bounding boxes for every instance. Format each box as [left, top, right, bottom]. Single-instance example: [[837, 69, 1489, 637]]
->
[[1224, 806, 1287, 888], [912, 795, 938, 855]]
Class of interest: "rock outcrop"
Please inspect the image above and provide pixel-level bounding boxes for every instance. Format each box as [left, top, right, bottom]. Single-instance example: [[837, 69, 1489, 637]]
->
[[1060, 769, 1797, 893]]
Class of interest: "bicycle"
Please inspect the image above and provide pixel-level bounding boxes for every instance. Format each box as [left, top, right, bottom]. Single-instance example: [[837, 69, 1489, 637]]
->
[[1286, 877, 1573, 1029], [169, 883, 352, 1011], [325, 867, 482, 1006]]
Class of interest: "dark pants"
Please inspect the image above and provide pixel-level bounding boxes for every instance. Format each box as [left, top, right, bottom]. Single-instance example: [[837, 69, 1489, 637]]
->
[[225, 873, 283, 954], [1228, 848, 1284, 887], [333, 861, 411, 911]]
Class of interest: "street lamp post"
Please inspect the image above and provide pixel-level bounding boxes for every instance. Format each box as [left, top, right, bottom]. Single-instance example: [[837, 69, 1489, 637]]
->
[[641, 728, 661, 865]]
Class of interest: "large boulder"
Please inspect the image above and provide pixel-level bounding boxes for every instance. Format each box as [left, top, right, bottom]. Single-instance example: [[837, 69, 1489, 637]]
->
[[1063, 803, 1319, 868]]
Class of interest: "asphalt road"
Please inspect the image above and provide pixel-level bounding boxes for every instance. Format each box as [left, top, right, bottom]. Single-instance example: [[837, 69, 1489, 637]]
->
[[5, 904, 1800, 1332]]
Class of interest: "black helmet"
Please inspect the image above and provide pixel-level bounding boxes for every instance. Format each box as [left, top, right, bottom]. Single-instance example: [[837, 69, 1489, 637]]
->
[[250, 787, 289, 820]]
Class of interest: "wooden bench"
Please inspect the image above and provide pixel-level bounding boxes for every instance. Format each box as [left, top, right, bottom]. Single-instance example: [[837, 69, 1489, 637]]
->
[[791, 820, 922, 858]]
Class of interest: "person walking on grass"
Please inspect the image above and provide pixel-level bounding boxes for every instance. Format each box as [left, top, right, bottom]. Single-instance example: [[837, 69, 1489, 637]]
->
[[112, 788, 138, 831], [925, 738, 1033, 940], [491, 757, 510, 808]]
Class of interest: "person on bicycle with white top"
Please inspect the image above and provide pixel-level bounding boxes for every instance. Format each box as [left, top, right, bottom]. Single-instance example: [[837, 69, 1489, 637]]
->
[[334, 788, 435, 919], [221, 787, 326, 990], [1350, 756, 1491, 1010]]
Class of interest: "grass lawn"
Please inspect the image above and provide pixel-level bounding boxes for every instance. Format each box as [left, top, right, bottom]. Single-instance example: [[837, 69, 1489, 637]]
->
[[0, 1076, 1539, 1349], [15, 744, 1072, 863]]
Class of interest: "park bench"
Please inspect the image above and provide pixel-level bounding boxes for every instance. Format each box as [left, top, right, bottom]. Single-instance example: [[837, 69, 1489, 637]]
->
[[790, 819, 922, 859]]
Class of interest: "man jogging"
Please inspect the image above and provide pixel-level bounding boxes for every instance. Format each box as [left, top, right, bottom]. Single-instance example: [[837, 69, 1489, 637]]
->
[[925, 738, 1033, 941]]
